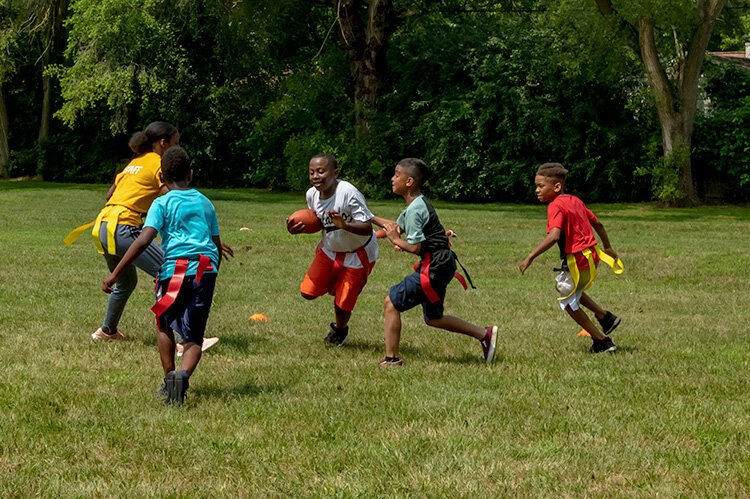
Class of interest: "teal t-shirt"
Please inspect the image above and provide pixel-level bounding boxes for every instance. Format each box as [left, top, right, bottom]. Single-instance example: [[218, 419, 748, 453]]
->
[[144, 189, 220, 279], [396, 195, 430, 244]]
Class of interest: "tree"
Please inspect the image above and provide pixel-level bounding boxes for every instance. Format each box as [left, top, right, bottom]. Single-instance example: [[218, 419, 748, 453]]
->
[[0, 0, 19, 178], [594, 0, 728, 205], [336, 0, 393, 141]]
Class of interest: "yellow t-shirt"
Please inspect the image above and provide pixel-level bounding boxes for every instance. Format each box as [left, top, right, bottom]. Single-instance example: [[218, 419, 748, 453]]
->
[[103, 152, 165, 226]]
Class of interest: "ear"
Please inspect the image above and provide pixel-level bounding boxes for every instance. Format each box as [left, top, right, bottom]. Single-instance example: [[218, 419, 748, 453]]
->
[[405, 176, 414, 187], [159, 171, 165, 183], [553, 181, 562, 193], [188, 169, 194, 182]]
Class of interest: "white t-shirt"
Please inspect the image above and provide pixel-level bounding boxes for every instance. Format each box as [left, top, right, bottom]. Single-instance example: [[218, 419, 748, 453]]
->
[[306, 180, 378, 269]]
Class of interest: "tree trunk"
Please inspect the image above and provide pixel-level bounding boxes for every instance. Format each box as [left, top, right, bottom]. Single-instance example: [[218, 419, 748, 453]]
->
[[36, 0, 68, 179], [37, 69, 51, 179], [337, 0, 391, 142], [596, 0, 727, 206], [0, 84, 9, 179]]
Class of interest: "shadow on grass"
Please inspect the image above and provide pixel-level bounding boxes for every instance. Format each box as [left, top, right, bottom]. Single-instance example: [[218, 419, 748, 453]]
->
[[139, 334, 269, 353], [193, 381, 286, 400], [342, 339, 422, 356]]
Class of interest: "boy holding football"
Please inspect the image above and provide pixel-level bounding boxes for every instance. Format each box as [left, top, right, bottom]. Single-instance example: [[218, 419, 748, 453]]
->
[[287, 154, 378, 346]]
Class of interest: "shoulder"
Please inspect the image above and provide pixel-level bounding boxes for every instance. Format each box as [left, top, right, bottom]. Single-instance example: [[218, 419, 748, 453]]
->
[[336, 180, 364, 197]]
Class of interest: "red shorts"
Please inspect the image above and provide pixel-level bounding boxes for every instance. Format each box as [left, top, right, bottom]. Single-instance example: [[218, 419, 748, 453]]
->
[[300, 248, 374, 312]]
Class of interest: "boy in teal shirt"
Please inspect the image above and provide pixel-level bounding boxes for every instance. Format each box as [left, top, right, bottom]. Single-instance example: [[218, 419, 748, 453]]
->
[[373, 158, 497, 366], [103, 146, 232, 405]]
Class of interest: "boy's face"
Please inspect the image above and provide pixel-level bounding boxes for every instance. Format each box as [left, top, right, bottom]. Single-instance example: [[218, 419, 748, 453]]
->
[[391, 165, 412, 196], [309, 158, 337, 193], [534, 175, 561, 202]]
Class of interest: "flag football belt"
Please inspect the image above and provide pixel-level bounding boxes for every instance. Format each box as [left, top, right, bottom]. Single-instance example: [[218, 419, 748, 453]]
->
[[325, 236, 374, 293], [558, 246, 624, 301], [63, 205, 142, 255], [415, 251, 476, 304], [151, 255, 214, 321]]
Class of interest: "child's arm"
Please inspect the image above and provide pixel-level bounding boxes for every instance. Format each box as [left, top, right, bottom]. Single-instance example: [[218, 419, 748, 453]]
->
[[102, 227, 158, 292], [213, 235, 234, 266], [519, 227, 561, 274], [591, 220, 618, 260], [327, 211, 373, 236], [104, 183, 117, 201]]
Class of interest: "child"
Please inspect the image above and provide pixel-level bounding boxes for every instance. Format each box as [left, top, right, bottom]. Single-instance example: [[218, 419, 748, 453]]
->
[[89, 121, 177, 341], [286, 154, 378, 346], [102, 147, 233, 405], [373, 158, 497, 366], [519, 162, 621, 353]]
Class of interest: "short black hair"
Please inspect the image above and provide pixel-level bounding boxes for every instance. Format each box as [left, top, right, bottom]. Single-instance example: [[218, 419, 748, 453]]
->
[[397, 158, 429, 187], [310, 154, 338, 172], [536, 162, 568, 183], [161, 146, 191, 183]]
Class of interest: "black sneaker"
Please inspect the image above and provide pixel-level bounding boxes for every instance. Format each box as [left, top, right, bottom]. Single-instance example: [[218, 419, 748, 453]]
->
[[164, 371, 176, 405], [165, 370, 190, 406], [324, 323, 349, 347], [597, 311, 621, 335], [590, 336, 617, 354]]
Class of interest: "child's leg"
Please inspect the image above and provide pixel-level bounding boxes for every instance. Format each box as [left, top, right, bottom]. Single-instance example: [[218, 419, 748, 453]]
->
[[334, 305, 351, 330], [424, 316, 486, 340], [564, 305, 606, 340], [180, 342, 202, 375], [102, 253, 137, 333], [156, 325, 176, 375], [580, 292, 606, 320], [384, 295, 402, 358]]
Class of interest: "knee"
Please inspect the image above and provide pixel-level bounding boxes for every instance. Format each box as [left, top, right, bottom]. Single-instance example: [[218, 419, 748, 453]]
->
[[424, 318, 440, 328], [384, 295, 395, 312]]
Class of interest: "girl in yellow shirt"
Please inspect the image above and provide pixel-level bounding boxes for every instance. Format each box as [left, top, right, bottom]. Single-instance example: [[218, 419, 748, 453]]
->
[[91, 121, 178, 340]]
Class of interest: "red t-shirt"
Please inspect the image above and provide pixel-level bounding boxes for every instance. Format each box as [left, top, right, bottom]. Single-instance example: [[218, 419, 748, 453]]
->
[[546, 194, 599, 255]]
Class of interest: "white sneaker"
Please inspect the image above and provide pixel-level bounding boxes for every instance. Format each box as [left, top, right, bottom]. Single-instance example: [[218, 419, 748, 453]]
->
[[91, 328, 125, 340], [176, 337, 219, 357]]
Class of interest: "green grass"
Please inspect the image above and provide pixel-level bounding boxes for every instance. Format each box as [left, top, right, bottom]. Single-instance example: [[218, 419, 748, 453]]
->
[[1, 182, 748, 497]]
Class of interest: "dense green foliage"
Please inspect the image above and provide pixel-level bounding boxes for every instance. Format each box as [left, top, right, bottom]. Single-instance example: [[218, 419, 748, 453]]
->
[[3, 0, 750, 201]]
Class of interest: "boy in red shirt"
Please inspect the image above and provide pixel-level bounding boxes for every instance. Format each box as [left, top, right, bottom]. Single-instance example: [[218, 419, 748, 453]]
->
[[519, 163, 621, 353]]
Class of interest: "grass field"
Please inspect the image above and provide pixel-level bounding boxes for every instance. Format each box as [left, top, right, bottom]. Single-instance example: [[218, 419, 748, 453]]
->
[[1, 181, 749, 497]]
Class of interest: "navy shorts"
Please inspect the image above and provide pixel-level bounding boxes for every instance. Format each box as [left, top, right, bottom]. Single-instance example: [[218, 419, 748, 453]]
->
[[389, 271, 447, 321], [155, 273, 217, 344]]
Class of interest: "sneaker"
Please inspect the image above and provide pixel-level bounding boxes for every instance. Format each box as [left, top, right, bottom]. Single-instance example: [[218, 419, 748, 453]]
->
[[164, 371, 176, 405], [378, 356, 404, 367], [597, 311, 621, 335], [590, 336, 617, 354], [165, 370, 190, 406], [91, 328, 125, 341], [481, 326, 498, 364], [323, 323, 349, 347], [176, 337, 220, 357]]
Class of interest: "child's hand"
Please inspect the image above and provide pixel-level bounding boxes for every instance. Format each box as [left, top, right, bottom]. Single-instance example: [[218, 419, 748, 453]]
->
[[286, 217, 305, 234], [518, 256, 533, 274], [382, 222, 401, 243], [445, 229, 457, 237], [102, 274, 118, 293], [327, 210, 347, 230], [221, 243, 234, 261], [603, 247, 619, 261]]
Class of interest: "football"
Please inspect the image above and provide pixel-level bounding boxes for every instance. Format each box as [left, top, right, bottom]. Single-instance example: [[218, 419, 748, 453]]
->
[[288, 209, 323, 233]]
